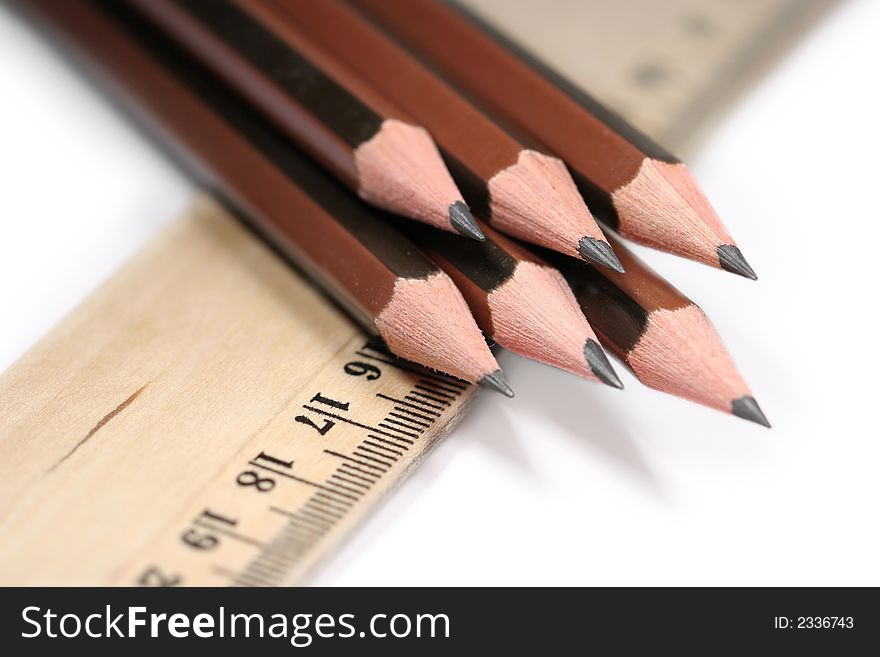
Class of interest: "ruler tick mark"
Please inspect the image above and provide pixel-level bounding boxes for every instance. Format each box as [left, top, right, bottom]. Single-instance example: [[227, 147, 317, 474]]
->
[[277, 523, 324, 543], [377, 422, 419, 439], [414, 384, 455, 400], [323, 449, 388, 473], [391, 406, 435, 423], [349, 450, 394, 468], [387, 412, 429, 429], [356, 445, 397, 463], [270, 506, 328, 532], [253, 550, 303, 572], [365, 434, 410, 450], [216, 566, 275, 588], [337, 465, 379, 483], [324, 479, 365, 497], [410, 391, 451, 406], [403, 395, 445, 411], [363, 439, 405, 457], [377, 394, 441, 417], [298, 508, 338, 527], [314, 491, 356, 508], [416, 379, 462, 396], [330, 473, 371, 491], [243, 559, 288, 580], [304, 500, 345, 519]]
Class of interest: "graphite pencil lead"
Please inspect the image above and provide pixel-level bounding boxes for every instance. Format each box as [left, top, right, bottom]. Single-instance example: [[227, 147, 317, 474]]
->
[[583, 339, 623, 389], [731, 396, 771, 428], [578, 237, 625, 273], [448, 201, 485, 241], [480, 369, 515, 398], [716, 245, 757, 280]]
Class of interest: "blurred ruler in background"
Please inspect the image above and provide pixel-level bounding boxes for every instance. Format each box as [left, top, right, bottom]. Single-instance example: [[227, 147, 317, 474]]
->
[[462, 0, 836, 152], [0, 1, 832, 585]]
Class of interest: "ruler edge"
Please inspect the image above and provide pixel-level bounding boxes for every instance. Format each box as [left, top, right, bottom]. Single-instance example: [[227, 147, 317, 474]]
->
[[288, 389, 481, 586]]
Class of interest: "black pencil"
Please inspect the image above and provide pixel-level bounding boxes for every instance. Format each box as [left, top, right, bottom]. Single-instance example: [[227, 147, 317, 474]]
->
[[27, 0, 512, 393], [549, 234, 768, 425], [127, 0, 483, 238]]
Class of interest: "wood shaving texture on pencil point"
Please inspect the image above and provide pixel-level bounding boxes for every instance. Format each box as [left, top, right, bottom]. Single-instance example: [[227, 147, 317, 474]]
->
[[374, 272, 499, 384], [355, 119, 468, 232], [489, 261, 604, 381], [488, 149, 606, 258], [627, 305, 751, 413], [612, 159, 734, 266]]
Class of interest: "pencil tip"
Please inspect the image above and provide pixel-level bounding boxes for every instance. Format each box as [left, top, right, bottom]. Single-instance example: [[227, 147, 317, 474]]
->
[[578, 237, 625, 273], [449, 201, 485, 241], [583, 339, 623, 389], [717, 245, 757, 280], [731, 396, 771, 428], [479, 369, 515, 397]]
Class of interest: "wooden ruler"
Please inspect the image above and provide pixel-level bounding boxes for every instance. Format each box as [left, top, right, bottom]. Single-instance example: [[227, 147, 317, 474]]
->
[[0, 1, 830, 585], [461, 0, 836, 153], [0, 197, 475, 585]]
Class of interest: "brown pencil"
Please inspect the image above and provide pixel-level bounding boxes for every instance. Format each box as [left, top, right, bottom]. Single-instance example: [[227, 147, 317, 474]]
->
[[352, 0, 756, 279], [257, 0, 624, 272], [405, 220, 622, 387], [27, 0, 511, 393], [549, 235, 768, 425], [125, 0, 482, 240]]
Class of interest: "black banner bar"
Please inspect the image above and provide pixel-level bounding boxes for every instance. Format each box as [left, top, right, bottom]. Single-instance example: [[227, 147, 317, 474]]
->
[[0, 587, 876, 653]]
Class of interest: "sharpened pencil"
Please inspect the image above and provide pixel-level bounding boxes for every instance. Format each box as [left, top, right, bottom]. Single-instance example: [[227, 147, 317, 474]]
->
[[127, 0, 483, 239], [352, 0, 755, 279], [549, 235, 768, 425], [406, 220, 622, 388], [29, 0, 512, 393], [259, 0, 623, 272]]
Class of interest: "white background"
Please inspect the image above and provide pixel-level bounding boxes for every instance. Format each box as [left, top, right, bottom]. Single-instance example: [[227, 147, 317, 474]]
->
[[1, 1, 878, 586]]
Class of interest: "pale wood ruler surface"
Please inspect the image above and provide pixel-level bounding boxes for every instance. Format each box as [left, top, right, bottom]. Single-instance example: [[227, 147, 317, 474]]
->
[[0, 1, 830, 585]]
